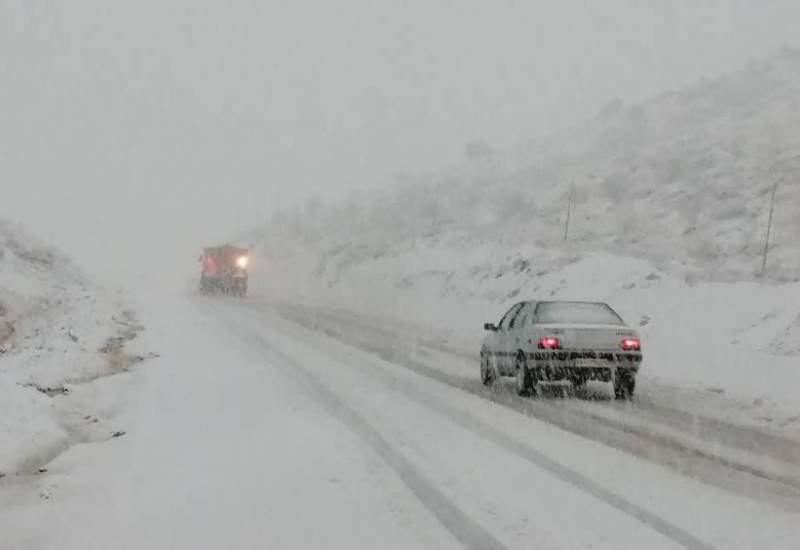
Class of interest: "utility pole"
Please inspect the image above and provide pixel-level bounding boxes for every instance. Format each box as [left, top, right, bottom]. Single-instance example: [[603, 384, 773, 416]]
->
[[760, 180, 779, 281], [564, 181, 574, 241]]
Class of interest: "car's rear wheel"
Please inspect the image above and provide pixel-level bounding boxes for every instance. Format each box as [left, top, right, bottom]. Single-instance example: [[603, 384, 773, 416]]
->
[[614, 372, 636, 400], [480, 353, 495, 386], [571, 377, 587, 397], [515, 354, 534, 396]]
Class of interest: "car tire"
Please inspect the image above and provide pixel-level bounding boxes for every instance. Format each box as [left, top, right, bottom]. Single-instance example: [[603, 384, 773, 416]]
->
[[515, 354, 534, 396], [571, 377, 587, 398], [614, 373, 636, 400], [480, 353, 495, 387]]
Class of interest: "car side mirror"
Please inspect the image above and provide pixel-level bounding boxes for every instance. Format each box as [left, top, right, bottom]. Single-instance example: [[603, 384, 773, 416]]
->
[[484, 323, 498, 332]]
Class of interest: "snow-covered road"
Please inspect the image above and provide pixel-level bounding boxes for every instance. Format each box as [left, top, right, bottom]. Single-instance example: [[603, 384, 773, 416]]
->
[[2, 291, 799, 549]]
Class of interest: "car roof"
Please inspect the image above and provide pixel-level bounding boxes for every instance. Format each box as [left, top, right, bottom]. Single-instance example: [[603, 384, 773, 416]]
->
[[537, 300, 608, 305], [518, 300, 608, 306]]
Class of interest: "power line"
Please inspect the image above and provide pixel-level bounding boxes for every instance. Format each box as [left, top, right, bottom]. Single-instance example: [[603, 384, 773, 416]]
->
[[564, 181, 574, 241], [760, 179, 779, 281]]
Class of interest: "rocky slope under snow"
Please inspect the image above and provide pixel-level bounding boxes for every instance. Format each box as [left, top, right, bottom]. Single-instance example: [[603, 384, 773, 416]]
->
[[0, 222, 140, 476]]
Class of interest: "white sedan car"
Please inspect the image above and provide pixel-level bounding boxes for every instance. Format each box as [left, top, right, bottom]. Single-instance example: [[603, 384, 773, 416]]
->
[[480, 301, 642, 399]]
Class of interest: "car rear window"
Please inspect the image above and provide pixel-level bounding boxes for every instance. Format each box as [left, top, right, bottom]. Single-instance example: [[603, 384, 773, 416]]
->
[[535, 302, 624, 325]]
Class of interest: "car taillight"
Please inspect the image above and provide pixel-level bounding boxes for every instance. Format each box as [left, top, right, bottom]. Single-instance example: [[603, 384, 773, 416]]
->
[[538, 337, 561, 349], [621, 338, 641, 351]]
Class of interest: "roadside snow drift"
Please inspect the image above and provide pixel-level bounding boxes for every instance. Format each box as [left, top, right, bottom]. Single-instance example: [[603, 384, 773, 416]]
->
[[0, 222, 133, 476]]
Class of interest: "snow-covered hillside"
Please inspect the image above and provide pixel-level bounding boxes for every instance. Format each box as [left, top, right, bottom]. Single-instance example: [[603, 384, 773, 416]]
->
[[248, 50, 800, 431], [255, 48, 800, 284], [0, 222, 140, 476]]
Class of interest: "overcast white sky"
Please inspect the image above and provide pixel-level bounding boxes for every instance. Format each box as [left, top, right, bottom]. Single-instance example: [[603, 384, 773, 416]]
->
[[2, 0, 800, 282]]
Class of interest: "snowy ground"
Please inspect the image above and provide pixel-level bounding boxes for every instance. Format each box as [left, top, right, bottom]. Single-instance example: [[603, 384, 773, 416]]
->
[[1, 291, 461, 550], [0, 223, 144, 478], [3, 289, 800, 550]]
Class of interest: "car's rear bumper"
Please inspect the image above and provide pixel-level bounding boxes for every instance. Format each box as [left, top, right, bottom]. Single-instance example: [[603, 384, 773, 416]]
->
[[526, 350, 642, 382]]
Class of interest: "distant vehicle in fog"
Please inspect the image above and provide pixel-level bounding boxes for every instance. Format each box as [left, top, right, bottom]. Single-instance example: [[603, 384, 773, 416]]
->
[[199, 245, 249, 297], [480, 301, 642, 399]]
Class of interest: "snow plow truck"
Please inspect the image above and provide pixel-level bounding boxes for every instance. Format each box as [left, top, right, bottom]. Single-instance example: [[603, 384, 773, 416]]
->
[[199, 245, 249, 296]]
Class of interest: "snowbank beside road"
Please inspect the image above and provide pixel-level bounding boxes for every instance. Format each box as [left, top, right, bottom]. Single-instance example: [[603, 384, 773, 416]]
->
[[0, 222, 135, 476]]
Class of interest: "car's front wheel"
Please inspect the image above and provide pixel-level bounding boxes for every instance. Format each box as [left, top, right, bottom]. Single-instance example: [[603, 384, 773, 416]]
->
[[515, 355, 535, 396]]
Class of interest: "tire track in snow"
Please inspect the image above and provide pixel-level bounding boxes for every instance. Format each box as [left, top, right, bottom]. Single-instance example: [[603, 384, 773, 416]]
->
[[228, 319, 508, 550], [227, 303, 714, 550]]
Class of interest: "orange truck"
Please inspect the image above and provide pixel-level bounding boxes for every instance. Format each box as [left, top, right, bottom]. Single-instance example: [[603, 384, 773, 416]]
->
[[199, 245, 249, 296]]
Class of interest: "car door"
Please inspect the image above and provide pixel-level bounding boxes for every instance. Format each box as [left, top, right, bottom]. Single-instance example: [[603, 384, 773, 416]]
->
[[502, 301, 538, 371], [495, 303, 524, 374], [507, 302, 535, 360], [485, 304, 518, 367]]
